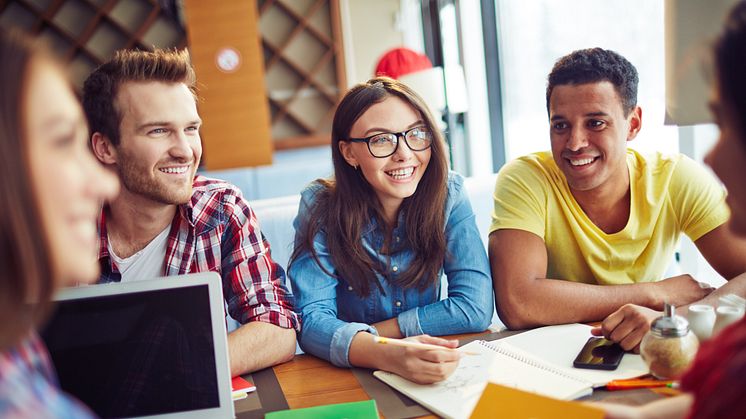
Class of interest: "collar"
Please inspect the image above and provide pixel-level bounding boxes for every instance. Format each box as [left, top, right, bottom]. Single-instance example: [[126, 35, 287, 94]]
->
[[97, 210, 110, 261], [97, 175, 220, 259]]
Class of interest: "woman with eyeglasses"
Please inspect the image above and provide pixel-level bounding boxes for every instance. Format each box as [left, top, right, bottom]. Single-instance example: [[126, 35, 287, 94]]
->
[[288, 77, 493, 384], [0, 29, 118, 417], [598, 2, 746, 418]]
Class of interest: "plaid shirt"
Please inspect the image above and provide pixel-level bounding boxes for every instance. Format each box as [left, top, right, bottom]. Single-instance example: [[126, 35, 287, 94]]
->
[[97, 175, 299, 331], [0, 333, 94, 418]]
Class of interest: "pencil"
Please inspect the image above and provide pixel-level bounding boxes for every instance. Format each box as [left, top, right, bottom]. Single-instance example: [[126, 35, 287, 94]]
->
[[605, 379, 678, 391], [372, 336, 479, 355]]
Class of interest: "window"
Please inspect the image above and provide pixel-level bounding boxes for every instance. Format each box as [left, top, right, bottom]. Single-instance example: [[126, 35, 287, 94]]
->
[[494, 0, 678, 162]]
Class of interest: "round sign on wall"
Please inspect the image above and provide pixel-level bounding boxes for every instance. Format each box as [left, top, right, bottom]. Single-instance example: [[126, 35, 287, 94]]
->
[[216, 47, 241, 73]]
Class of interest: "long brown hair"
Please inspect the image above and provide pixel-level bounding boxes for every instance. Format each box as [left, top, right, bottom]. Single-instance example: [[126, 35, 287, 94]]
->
[[0, 29, 56, 350], [289, 77, 449, 297]]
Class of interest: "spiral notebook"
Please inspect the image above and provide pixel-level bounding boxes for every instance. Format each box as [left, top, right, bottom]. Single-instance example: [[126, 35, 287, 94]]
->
[[373, 323, 648, 419]]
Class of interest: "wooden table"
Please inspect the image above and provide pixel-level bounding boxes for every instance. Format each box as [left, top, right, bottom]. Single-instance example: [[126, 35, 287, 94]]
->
[[271, 331, 483, 418], [259, 331, 677, 418], [274, 354, 375, 409]]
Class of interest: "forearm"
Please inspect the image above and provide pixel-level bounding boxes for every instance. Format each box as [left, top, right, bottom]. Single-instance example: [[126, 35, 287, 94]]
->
[[373, 295, 493, 338], [636, 394, 692, 419], [499, 279, 659, 329], [593, 394, 692, 419], [680, 271, 746, 316], [373, 317, 403, 338], [371, 294, 492, 339], [297, 310, 378, 367], [439, 200, 494, 334], [490, 230, 660, 329], [227, 321, 296, 376], [348, 331, 387, 369], [413, 295, 493, 335]]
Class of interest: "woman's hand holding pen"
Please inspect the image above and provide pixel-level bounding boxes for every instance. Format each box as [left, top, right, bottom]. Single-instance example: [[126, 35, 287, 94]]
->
[[348, 332, 462, 384], [381, 335, 462, 384]]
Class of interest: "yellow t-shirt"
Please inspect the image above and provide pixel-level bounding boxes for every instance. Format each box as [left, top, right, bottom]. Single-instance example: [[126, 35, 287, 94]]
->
[[490, 150, 729, 285]]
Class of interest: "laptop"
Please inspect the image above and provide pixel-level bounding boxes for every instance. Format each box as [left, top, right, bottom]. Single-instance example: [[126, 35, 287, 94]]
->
[[41, 272, 235, 419]]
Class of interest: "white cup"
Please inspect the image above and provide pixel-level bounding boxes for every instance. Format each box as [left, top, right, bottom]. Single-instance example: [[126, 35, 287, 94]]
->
[[687, 304, 716, 341], [712, 305, 746, 337]]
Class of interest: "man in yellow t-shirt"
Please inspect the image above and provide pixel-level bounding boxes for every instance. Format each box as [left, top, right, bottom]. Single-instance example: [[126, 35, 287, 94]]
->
[[489, 48, 746, 350]]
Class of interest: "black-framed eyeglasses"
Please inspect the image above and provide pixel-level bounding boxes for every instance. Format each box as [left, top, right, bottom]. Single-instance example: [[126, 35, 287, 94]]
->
[[346, 126, 434, 158]]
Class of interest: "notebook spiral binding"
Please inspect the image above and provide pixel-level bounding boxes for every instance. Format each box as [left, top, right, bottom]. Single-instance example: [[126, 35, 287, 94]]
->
[[477, 340, 590, 385]]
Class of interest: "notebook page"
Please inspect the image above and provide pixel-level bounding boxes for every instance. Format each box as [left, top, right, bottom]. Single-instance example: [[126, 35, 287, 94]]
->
[[497, 323, 649, 386], [373, 339, 591, 419]]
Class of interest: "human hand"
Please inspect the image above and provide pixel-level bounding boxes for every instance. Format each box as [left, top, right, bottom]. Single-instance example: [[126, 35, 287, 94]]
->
[[653, 275, 714, 309], [384, 335, 461, 384], [592, 304, 659, 352]]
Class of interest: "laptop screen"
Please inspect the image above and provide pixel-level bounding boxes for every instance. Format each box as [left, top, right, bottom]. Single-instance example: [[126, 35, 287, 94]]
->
[[41, 284, 221, 418]]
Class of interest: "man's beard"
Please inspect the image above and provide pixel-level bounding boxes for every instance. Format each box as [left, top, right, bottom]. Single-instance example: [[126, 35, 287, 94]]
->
[[117, 154, 194, 205]]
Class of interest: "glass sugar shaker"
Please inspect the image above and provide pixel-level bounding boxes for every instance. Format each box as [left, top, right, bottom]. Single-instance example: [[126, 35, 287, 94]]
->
[[640, 303, 699, 379]]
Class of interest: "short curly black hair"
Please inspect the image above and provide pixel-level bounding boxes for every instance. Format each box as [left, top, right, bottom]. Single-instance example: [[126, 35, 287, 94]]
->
[[546, 48, 638, 116]]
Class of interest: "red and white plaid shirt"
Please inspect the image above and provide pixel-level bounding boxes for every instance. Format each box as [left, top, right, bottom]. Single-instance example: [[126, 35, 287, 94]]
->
[[97, 175, 299, 331]]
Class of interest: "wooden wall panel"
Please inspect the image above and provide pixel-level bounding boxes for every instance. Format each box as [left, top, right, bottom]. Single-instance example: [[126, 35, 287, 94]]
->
[[182, 0, 272, 169], [259, 0, 346, 150], [0, 0, 187, 89]]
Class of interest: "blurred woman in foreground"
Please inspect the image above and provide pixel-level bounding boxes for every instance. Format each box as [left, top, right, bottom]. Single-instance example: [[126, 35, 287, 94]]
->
[[0, 29, 118, 417], [600, 2, 746, 418]]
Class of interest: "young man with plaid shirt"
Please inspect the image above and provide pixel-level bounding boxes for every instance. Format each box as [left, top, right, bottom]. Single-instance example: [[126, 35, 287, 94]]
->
[[83, 48, 299, 376]]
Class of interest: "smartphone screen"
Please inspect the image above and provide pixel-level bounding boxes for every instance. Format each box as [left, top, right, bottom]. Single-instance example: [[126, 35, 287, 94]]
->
[[572, 337, 625, 370]]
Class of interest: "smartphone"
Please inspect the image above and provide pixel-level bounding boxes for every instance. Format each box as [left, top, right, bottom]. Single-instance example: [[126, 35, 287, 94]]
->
[[572, 337, 625, 370]]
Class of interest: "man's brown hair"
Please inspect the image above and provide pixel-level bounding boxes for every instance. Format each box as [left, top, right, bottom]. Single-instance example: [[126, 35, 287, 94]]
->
[[82, 48, 197, 146]]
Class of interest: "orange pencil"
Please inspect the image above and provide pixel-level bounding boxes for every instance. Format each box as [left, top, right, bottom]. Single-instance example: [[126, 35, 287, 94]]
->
[[606, 379, 678, 391]]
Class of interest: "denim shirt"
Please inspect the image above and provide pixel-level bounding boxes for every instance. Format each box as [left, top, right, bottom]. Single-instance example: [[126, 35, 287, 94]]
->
[[289, 172, 494, 367]]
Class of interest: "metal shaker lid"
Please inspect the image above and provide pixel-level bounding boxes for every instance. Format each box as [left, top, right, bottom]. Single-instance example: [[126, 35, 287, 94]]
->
[[650, 303, 690, 337]]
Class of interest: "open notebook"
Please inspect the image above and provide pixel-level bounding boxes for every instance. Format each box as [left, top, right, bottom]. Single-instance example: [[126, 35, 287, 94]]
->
[[374, 323, 648, 419]]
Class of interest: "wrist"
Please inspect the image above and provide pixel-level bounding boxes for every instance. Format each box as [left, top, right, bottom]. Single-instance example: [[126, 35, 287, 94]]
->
[[643, 282, 664, 310], [349, 331, 389, 370]]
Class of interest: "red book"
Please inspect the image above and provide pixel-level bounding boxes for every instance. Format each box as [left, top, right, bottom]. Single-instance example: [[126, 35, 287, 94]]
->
[[231, 376, 256, 400]]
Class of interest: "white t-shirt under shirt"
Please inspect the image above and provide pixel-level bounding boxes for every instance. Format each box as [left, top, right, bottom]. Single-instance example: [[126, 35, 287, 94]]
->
[[108, 226, 170, 282]]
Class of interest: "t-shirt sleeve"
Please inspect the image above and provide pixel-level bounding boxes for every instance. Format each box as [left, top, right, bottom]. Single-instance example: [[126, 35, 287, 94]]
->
[[489, 158, 547, 238], [669, 154, 729, 241]]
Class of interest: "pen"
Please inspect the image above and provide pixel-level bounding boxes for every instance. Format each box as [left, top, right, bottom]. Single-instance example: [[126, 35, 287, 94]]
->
[[605, 379, 679, 391], [372, 336, 479, 355]]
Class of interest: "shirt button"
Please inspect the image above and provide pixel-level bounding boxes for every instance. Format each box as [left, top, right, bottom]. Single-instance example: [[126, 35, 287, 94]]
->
[[347, 285, 353, 291], [395, 301, 402, 307], [392, 266, 399, 272]]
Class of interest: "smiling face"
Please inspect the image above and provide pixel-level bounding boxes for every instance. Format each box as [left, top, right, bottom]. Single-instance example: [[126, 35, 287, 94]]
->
[[112, 81, 202, 205], [549, 81, 642, 196], [339, 96, 432, 219], [706, 88, 746, 236], [26, 60, 119, 285]]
